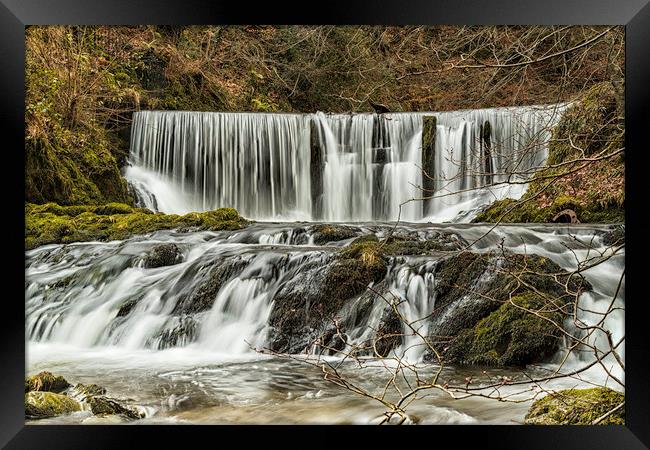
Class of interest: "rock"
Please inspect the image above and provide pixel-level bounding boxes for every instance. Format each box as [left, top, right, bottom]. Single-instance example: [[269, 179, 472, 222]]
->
[[373, 307, 403, 357], [25, 371, 71, 393], [525, 388, 625, 425], [88, 396, 143, 420], [25, 391, 80, 419], [69, 383, 107, 402], [602, 225, 624, 246], [444, 292, 566, 366], [142, 243, 183, 268], [116, 297, 140, 317], [381, 232, 467, 255], [425, 251, 590, 366], [173, 256, 250, 315], [151, 316, 197, 349], [311, 224, 360, 245]]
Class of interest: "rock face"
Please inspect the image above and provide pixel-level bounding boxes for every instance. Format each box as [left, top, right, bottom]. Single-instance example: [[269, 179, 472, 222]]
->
[[25, 391, 80, 419], [269, 236, 387, 353], [143, 243, 184, 268], [25, 371, 71, 393], [525, 388, 625, 425]]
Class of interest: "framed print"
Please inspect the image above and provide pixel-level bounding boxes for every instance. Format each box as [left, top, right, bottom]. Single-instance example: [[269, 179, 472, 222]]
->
[[2, 0, 649, 448]]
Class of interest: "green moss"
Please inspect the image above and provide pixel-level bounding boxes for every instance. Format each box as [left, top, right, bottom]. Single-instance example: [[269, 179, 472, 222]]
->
[[474, 83, 624, 224], [445, 292, 567, 366], [25, 202, 250, 250], [311, 224, 359, 245], [25, 371, 71, 393], [25, 391, 80, 419], [525, 387, 625, 425], [331, 235, 388, 297]]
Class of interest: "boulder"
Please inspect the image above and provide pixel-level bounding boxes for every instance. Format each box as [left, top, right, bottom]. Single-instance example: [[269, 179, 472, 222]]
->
[[25, 391, 80, 419], [25, 371, 70, 393], [425, 251, 590, 366], [525, 388, 625, 425], [142, 243, 183, 268], [88, 396, 143, 420], [311, 224, 360, 245]]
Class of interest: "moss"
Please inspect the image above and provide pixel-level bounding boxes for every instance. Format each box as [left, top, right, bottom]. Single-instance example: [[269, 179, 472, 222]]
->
[[25, 391, 80, 419], [474, 83, 624, 224], [25, 135, 132, 207], [311, 224, 359, 245], [25, 202, 250, 250], [142, 243, 184, 268], [328, 236, 388, 302], [88, 396, 143, 420], [25, 371, 71, 393], [445, 292, 567, 366], [525, 388, 625, 425], [380, 233, 463, 255]]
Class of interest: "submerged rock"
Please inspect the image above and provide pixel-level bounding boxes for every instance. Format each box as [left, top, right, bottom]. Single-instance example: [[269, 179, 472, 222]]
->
[[25, 371, 71, 393], [173, 256, 250, 315], [602, 225, 625, 247], [25, 391, 80, 419], [525, 388, 625, 425], [88, 396, 144, 420], [311, 224, 360, 245], [69, 383, 107, 402], [142, 243, 184, 268]]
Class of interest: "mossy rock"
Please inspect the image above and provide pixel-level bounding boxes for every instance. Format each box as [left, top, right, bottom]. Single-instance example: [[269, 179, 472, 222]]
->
[[25, 371, 71, 393], [445, 292, 567, 366], [268, 237, 388, 353], [381, 232, 466, 255], [25, 391, 80, 419], [142, 243, 184, 268], [525, 387, 625, 425], [88, 396, 143, 420], [173, 257, 250, 315], [311, 224, 359, 245], [425, 251, 589, 366], [25, 202, 250, 250]]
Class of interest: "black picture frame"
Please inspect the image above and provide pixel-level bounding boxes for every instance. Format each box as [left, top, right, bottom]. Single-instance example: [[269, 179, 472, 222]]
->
[[3, 1, 649, 448]]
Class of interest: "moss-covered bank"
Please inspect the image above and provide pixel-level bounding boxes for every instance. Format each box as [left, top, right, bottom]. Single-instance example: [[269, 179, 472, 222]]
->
[[25, 202, 249, 250], [525, 387, 625, 425], [474, 83, 624, 224]]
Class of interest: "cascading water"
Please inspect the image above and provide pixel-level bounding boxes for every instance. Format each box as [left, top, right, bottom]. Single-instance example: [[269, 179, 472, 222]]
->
[[27, 103, 625, 424], [125, 104, 567, 222]]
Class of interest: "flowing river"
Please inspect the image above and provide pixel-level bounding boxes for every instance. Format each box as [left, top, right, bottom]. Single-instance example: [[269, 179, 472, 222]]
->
[[26, 222, 624, 424]]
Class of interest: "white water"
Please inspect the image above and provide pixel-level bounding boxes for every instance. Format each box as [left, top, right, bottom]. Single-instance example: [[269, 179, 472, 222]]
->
[[126, 105, 567, 222], [26, 223, 623, 424]]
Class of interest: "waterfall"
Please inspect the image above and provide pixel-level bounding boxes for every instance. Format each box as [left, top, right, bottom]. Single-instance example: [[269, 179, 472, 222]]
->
[[125, 104, 567, 222]]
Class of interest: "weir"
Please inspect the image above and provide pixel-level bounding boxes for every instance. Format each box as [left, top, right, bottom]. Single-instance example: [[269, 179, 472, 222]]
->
[[125, 104, 568, 222]]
